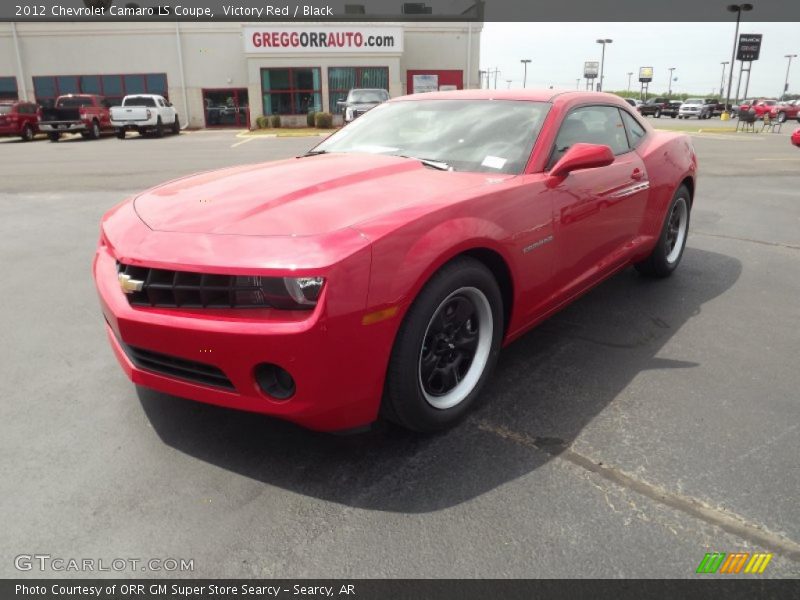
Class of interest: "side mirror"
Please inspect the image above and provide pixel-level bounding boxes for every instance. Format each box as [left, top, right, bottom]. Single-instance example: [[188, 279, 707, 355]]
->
[[549, 143, 615, 179]]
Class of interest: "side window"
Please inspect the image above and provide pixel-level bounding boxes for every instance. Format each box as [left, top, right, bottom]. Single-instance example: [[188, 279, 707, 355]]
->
[[549, 105, 630, 169], [620, 109, 647, 149]]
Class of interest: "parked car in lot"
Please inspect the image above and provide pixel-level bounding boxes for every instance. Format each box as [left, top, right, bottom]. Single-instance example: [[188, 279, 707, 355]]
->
[[639, 97, 680, 118], [678, 98, 713, 119], [337, 88, 390, 123], [110, 94, 180, 138], [95, 89, 697, 433], [39, 94, 113, 141], [638, 97, 669, 117], [624, 98, 643, 110], [769, 100, 800, 124], [792, 128, 800, 147], [0, 100, 40, 141], [737, 98, 777, 119]]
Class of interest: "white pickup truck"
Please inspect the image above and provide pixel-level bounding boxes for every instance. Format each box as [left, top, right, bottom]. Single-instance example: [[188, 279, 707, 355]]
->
[[110, 94, 180, 138]]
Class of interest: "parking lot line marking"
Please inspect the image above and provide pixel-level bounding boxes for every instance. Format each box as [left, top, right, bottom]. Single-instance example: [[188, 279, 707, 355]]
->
[[231, 137, 257, 148], [476, 420, 800, 562], [693, 231, 800, 251], [754, 157, 800, 161]]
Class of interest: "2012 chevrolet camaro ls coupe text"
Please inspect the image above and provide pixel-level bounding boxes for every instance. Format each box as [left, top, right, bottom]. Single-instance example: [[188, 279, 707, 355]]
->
[[94, 90, 697, 432]]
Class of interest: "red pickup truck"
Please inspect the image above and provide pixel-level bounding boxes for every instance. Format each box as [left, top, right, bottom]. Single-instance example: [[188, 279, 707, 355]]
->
[[769, 100, 800, 124], [0, 100, 40, 141], [39, 94, 114, 142]]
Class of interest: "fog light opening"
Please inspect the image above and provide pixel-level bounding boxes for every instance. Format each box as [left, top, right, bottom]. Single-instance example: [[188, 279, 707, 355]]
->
[[255, 363, 296, 400]]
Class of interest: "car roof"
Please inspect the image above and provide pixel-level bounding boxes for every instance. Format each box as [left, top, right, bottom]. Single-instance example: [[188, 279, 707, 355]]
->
[[390, 89, 630, 106]]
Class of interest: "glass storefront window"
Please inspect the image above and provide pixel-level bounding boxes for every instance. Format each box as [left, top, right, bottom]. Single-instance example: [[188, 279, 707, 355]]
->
[[32, 73, 168, 107], [261, 68, 321, 115], [328, 67, 389, 113], [0, 77, 18, 100]]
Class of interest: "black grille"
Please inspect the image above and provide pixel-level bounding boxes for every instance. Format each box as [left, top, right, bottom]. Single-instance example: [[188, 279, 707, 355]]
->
[[122, 342, 235, 390], [118, 263, 271, 309]]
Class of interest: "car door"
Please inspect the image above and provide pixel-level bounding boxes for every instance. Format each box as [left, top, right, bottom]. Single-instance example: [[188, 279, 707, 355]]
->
[[546, 105, 649, 298]]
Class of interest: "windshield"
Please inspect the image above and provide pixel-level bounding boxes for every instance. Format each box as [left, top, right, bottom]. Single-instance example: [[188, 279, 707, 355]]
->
[[57, 97, 93, 108], [0, 105, 11, 115], [347, 90, 388, 104], [314, 99, 549, 175], [124, 96, 157, 107]]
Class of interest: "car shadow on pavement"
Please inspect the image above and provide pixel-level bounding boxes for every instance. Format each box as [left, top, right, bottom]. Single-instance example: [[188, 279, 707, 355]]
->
[[138, 247, 741, 513]]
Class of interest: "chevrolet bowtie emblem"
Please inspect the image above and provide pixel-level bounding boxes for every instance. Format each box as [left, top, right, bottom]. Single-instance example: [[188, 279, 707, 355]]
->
[[118, 273, 144, 294]]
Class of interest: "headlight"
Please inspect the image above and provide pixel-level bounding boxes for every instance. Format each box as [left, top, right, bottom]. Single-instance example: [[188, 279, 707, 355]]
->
[[234, 276, 325, 310]]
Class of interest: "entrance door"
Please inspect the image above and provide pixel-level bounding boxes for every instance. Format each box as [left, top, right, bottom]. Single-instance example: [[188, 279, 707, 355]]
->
[[202, 88, 249, 128]]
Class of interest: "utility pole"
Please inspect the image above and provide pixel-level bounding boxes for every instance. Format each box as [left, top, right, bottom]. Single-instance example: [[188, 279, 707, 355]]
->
[[782, 54, 797, 100], [627, 72, 633, 91], [520, 59, 531, 88], [667, 67, 676, 96], [596, 39, 613, 92], [719, 61, 729, 98]]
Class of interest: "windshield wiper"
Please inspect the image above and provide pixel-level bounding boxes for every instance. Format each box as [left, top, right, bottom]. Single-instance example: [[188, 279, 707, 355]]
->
[[299, 149, 328, 157], [397, 155, 452, 171]]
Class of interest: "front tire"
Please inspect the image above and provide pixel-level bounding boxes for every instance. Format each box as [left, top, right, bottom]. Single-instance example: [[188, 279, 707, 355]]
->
[[635, 185, 691, 278], [21, 124, 34, 141], [48, 132, 60, 142], [171, 115, 180, 135], [654, 109, 662, 118], [154, 117, 164, 138], [776, 112, 787, 124], [88, 120, 100, 140], [383, 257, 503, 432], [116, 128, 126, 139]]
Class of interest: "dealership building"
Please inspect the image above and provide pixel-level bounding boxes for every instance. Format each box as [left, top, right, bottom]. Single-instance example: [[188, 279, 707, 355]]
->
[[1, 21, 481, 127]]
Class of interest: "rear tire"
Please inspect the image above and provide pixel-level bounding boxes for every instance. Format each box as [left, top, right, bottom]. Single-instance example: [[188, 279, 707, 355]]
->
[[777, 112, 787, 124], [116, 128, 126, 139], [48, 132, 60, 142], [635, 185, 691, 278], [654, 109, 661, 118], [382, 257, 503, 432], [155, 117, 164, 138], [171, 115, 180, 135], [21, 124, 34, 142], [88, 120, 100, 140]]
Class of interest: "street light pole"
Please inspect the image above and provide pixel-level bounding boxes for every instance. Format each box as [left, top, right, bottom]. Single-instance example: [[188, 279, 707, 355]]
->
[[596, 39, 612, 92], [719, 61, 729, 97], [668, 67, 676, 96], [782, 54, 797, 100], [576, 78, 581, 90], [724, 3, 753, 119], [506, 79, 512, 89], [520, 59, 531, 88], [627, 72, 633, 91]]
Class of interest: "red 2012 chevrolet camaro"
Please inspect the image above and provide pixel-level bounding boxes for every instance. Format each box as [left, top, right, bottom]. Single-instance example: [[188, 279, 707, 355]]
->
[[95, 90, 697, 432]]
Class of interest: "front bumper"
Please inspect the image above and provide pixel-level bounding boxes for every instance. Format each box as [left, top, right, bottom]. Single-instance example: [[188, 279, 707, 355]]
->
[[94, 210, 395, 432]]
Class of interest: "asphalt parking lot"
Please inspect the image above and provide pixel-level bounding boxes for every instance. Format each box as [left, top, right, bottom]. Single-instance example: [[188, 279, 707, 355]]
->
[[1, 123, 799, 578]]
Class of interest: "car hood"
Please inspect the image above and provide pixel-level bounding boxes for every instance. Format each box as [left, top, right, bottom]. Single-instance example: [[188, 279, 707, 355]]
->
[[133, 153, 494, 237]]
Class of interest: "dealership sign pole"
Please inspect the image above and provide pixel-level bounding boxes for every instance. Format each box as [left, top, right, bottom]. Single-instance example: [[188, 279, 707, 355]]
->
[[723, 3, 753, 120], [638, 66, 653, 101], [737, 33, 762, 103], [584, 61, 599, 92]]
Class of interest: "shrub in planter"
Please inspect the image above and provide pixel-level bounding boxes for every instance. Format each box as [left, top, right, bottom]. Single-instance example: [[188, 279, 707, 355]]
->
[[314, 112, 333, 129], [269, 115, 281, 128], [306, 111, 316, 127], [255, 116, 268, 129]]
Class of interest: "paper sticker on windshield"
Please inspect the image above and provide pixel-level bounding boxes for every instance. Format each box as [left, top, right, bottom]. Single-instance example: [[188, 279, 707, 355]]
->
[[481, 156, 507, 169]]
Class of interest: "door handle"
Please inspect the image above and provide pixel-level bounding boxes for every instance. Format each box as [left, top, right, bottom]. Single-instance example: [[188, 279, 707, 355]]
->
[[631, 168, 644, 181]]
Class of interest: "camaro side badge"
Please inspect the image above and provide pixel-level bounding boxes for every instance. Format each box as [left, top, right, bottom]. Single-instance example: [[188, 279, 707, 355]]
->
[[118, 273, 144, 294], [523, 235, 554, 254]]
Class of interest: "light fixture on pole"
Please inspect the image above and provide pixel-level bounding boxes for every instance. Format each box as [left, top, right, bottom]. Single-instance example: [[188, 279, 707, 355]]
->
[[668, 67, 676, 96], [782, 54, 797, 100], [506, 79, 512, 89], [596, 39, 613, 92], [723, 3, 754, 119], [520, 59, 531, 88], [719, 61, 729, 97]]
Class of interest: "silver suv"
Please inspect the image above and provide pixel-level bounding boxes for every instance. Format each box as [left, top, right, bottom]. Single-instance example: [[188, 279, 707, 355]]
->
[[337, 89, 390, 123], [679, 98, 713, 120]]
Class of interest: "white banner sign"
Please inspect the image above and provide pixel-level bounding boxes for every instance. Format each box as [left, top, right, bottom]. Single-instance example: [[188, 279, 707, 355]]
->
[[412, 74, 439, 93], [243, 26, 403, 54]]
